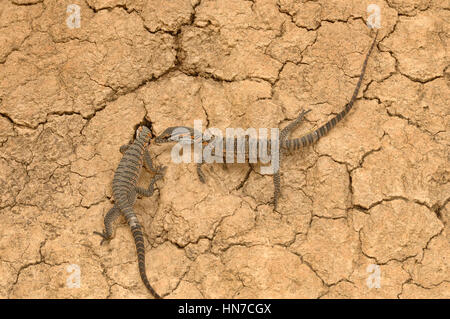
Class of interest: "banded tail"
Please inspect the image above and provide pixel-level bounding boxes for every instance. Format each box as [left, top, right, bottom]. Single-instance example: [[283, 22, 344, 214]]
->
[[283, 32, 378, 150], [123, 206, 161, 299]]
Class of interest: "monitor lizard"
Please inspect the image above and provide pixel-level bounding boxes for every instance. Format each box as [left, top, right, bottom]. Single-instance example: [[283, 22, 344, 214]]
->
[[155, 31, 378, 209], [94, 126, 166, 299]]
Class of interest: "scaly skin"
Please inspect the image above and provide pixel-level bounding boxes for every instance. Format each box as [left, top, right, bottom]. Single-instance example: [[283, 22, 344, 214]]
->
[[155, 32, 378, 209], [280, 31, 378, 150], [94, 126, 166, 299]]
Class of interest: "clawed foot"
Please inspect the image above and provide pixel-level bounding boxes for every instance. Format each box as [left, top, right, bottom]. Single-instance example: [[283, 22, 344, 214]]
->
[[302, 109, 312, 116], [271, 199, 279, 211], [157, 165, 167, 174], [154, 165, 167, 178], [270, 194, 281, 211], [93, 231, 112, 245], [196, 164, 206, 183], [197, 171, 206, 184]]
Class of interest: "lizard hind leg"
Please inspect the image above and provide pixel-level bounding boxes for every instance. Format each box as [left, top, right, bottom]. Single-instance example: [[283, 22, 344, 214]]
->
[[136, 165, 167, 197], [272, 109, 310, 209], [93, 205, 121, 245], [272, 171, 281, 210], [196, 162, 206, 183], [280, 109, 312, 141]]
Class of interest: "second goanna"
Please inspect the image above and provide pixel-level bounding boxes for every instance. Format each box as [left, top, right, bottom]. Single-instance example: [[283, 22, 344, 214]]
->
[[94, 126, 166, 299]]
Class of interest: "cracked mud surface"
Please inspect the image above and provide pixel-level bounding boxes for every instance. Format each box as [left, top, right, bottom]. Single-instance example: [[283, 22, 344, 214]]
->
[[0, 0, 448, 299]]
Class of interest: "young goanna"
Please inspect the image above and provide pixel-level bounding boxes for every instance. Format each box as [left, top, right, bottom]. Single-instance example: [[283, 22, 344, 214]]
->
[[155, 32, 378, 209], [94, 126, 166, 299]]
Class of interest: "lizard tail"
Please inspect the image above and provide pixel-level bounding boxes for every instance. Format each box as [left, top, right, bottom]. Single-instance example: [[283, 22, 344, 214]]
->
[[122, 206, 161, 299], [284, 31, 378, 150], [130, 224, 162, 299]]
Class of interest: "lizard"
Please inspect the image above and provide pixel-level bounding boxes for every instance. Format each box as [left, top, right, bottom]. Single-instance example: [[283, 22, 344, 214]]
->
[[94, 125, 166, 299], [155, 31, 378, 209]]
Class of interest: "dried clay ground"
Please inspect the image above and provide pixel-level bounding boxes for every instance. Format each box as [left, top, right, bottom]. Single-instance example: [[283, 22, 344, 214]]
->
[[0, 0, 449, 299]]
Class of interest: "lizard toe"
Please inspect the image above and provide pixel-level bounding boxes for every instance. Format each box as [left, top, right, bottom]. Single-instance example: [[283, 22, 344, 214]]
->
[[93, 231, 111, 245]]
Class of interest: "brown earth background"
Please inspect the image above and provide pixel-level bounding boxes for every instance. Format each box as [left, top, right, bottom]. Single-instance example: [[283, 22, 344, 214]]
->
[[0, 0, 449, 298]]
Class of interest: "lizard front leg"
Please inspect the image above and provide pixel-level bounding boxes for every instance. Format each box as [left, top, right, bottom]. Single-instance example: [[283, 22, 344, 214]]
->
[[119, 144, 130, 154], [196, 162, 206, 183], [143, 148, 159, 173], [196, 139, 217, 183], [280, 109, 311, 143], [136, 166, 166, 197], [124, 144, 159, 174]]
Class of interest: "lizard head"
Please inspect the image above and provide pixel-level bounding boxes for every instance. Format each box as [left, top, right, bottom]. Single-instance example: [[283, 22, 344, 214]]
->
[[136, 126, 152, 144], [155, 126, 201, 145]]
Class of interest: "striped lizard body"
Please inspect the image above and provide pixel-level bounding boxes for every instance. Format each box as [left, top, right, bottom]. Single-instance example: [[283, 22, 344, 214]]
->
[[94, 126, 166, 299], [155, 32, 378, 209]]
